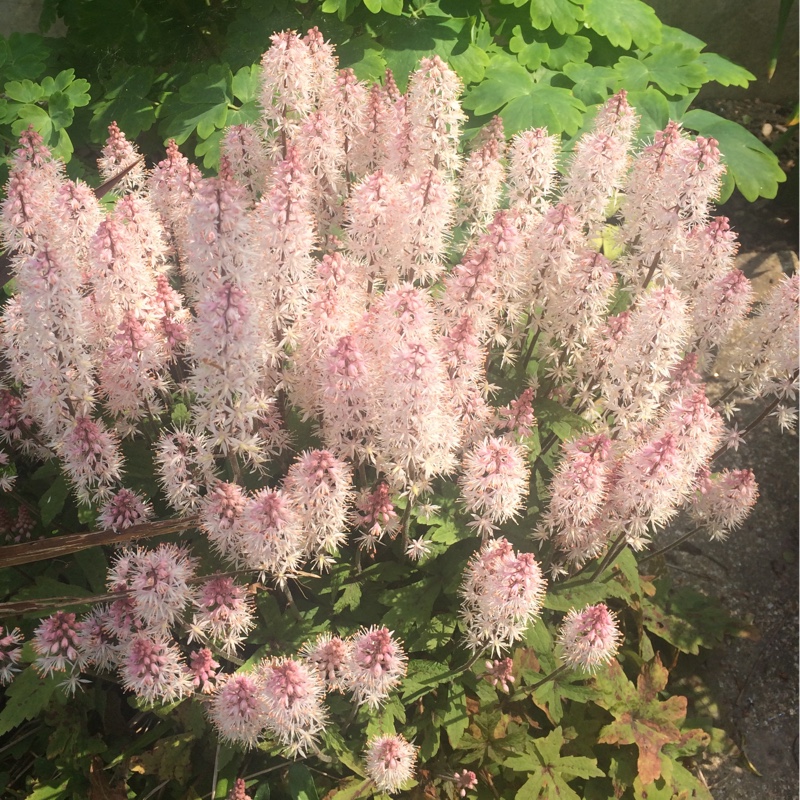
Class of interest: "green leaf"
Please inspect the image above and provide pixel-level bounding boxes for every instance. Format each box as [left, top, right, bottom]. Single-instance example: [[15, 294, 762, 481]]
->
[[563, 62, 614, 105], [534, 398, 591, 442], [681, 108, 786, 201], [74, 547, 109, 594], [11, 103, 52, 141], [528, 0, 584, 35], [4, 79, 44, 103], [3, 33, 48, 81], [378, 16, 489, 89], [47, 91, 74, 130], [542, 32, 592, 71], [333, 580, 362, 613], [582, 0, 662, 50], [696, 52, 754, 88], [363, 0, 381, 11], [287, 764, 319, 800], [443, 683, 469, 748], [379, 578, 439, 637], [463, 56, 534, 116], [160, 64, 232, 144], [381, 0, 404, 14], [635, 42, 709, 96], [39, 474, 70, 525], [502, 84, 585, 137], [401, 659, 453, 701], [337, 36, 387, 82], [625, 88, 670, 139], [90, 67, 156, 140], [0, 666, 60, 736], [65, 78, 91, 108], [231, 65, 262, 104], [545, 570, 631, 612], [510, 26, 551, 71], [508, 727, 603, 799], [21, 780, 69, 800], [641, 578, 740, 654]]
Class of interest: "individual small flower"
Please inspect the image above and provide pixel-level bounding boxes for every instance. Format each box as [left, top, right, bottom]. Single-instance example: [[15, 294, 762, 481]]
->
[[227, 778, 252, 800], [261, 657, 328, 757], [98, 488, 153, 532], [484, 658, 515, 692], [190, 577, 254, 655], [188, 647, 220, 693], [32, 611, 85, 676], [557, 603, 621, 673], [364, 733, 418, 795], [121, 633, 192, 704], [300, 632, 351, 692], [451, 769, 478, 797], [208, 672, 268, 749], [405, 536, 432, 562], [344, 626, 407, 710], [0, 626, 23, 685]]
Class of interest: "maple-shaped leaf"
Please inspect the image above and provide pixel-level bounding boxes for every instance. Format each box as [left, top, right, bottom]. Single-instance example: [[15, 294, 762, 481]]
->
[[589, 656, 709, 786], [504, 726, 603, 799]]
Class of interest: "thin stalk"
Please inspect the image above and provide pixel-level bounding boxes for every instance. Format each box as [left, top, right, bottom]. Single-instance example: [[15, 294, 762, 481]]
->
[[520, 326, 542, 374], [588, 530, 628, 583], [528, 664, 569, 691], [210, 742, 221, 800], [638, 527, 701, 564]]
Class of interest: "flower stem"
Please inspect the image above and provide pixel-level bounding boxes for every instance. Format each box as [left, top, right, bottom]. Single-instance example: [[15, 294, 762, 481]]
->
[[638, 527, 701, 564]]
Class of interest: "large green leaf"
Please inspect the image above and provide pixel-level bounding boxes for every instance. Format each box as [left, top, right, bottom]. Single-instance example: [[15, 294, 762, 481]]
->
[[696, 52, 754, 88], [1, 33, 49, 81], [91, 67, 157, 140], [681, 108, 786, 201], [462, 57, 536, 116], [527, 0, 584, 35], [378, 16, 489, 90], [563, 62, 614, 105], [505, 726, 604, 799], [510, 26, 551, 70], [159, 64, 233, 145], [0, 666, 60, 736], [582, 0, 662, 51], [612, 45, 707, 98]]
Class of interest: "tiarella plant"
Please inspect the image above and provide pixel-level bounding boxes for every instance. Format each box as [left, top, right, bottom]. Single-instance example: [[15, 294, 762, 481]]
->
[[0, 28, 796, 800]]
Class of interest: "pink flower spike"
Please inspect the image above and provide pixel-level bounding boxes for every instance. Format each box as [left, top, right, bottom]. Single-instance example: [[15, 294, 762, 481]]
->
[[344, 626, 407, 710], [364, 734, 418, 795], [32, 611, 85, 676], [0, 626, 23, 685], [300, 632, 350, 692], [99, 488, 153, 532], [260, 657, 328, 757], [557, 603, 621, 673], [484, 658, 515, 693], [188, 647, 220, 693], [452, 769, 478, 797], [121, 633, 192, 704], [208, 672, 268, 749]]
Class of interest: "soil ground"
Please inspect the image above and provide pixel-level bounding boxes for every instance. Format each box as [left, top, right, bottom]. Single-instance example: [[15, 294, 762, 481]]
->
[[660, 109, 798, 799]]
